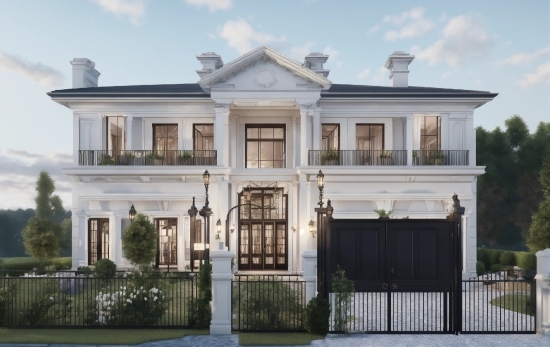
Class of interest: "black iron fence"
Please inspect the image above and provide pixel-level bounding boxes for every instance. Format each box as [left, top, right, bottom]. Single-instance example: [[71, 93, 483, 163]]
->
[[413, 150, 469, 166], [232, 275, 306, 332], [462, 278, 536, 333], [0, 271, 197, 328], [79, 150, 217, 166], [308, 150, 407, 166]]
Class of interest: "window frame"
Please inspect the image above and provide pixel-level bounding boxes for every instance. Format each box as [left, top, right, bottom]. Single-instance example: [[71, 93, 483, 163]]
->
[[420, 116, 441, 151], [88, 218, 109, 265], [245, 124, 286, 169], [152, 123, 179, 151], [193, 123, 214, 151], [355, 123, 385, 151], [322, 123, 340, 151], [106, 116, 125, 153]]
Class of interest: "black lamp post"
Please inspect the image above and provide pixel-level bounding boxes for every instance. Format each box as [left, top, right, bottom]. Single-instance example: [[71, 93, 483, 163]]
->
[[129, 204, 137, 221], [199, 170, 212, 263], [317, 170, 325, 207], [203, 170, 210, 207]]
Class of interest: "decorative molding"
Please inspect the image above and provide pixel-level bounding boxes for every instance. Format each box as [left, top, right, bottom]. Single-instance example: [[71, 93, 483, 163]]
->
[[252, 67, 276, 88], [70, 103, 213, 110], [321, 104, 477, 110]]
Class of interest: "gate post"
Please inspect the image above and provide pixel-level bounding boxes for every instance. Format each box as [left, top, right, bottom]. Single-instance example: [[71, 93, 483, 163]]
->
[[302, 250, 317, 303], [315, 200, 333, 300], [210, 242, 234, 335], [536, 249, 550, 335], [451, 194, 465, 334]]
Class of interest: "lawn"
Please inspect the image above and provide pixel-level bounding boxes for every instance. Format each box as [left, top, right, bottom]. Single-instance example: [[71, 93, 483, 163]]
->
[[239, 332, 324, 346], [0, 328, 208, 345], [490, 294, 534, 316]]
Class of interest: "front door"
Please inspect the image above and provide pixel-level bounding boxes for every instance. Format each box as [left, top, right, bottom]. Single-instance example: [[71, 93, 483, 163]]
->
[[155, 218, 177, 267], [238, 187, 288, 270]]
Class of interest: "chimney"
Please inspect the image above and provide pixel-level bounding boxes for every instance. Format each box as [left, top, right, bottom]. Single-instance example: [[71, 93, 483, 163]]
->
[[385, 51, 414, 87], [304, 52, 330, 78], [70, 58, 100, 89], [196, 52, 223, 79]]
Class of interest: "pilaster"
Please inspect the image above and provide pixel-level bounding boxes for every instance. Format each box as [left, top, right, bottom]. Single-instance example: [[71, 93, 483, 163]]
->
[[302, 250, 317, 303], [126, 115, 133, 150], [312, 108, 321, 151], [215, 104, 230, 167], [73, 114, 79, 165], [300, 107, 309, 166], [406, 114, 413, 166], [75, 211, 87, 269], [536, 249, 550, 335]]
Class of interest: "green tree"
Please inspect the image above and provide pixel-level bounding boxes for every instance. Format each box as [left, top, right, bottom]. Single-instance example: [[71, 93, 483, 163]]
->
[[121, 213, 158, 265], [527, 157, 550, 251]]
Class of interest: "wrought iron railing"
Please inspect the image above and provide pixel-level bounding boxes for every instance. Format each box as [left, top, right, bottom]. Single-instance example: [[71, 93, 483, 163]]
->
[[308, 150, 407, 166], [413, 150, 469, 166], [78, 150, 217, 166]]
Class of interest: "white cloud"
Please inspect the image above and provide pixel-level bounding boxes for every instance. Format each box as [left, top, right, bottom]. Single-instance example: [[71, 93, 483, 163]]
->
[[358, 68, 371, 80], [323, 46, 342, 68], [383, 7, 434, 40], [0, 50, 63, 88], [496, 47, 550, 66], [207, 32, 216, 40], [0, 150, 72, 209], [475, 79, 483, 85], [414, 13, 492, 67], [220, 19, 285, 55], [441, 71, 451, 79], [366, 25, 379, 35], [519, 62, 550, 89], [290, 41, 316, 62], [91, 0, 145, 25], [372, 66, 388, 84], [184, 0, 233, 12]]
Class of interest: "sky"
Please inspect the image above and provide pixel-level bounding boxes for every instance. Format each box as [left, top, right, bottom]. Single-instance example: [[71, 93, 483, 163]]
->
[[0, 0, 549, 209]]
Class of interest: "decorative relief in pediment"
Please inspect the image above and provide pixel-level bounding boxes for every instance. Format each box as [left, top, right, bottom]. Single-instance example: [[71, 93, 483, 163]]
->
[[252, 67, 276, 88]]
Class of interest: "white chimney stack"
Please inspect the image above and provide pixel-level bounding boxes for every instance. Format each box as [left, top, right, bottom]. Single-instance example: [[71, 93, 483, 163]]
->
[[385, 51, 414, 87], [70, 58, 100, 89], [304, 52, 330, 77], [196, 52, 223, 79]]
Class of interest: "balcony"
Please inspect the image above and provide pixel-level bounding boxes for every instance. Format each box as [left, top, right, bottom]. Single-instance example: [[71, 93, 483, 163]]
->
[[308, 150, 469, 166], [308, 150, 407, 166], [78, 150, 217, 166]]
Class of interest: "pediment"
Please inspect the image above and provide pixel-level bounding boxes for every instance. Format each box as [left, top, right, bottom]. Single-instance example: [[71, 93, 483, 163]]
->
[[198, 46, 332, 92]]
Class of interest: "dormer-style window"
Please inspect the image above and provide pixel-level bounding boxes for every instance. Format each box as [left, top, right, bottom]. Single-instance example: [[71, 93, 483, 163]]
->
[[107, 116, 125, 153], [246, 125, 285, 168], [420, 116, 441, 150]]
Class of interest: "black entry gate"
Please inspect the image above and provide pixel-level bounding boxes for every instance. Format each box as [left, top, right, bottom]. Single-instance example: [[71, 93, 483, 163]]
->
[[323, 219, 455, 333]]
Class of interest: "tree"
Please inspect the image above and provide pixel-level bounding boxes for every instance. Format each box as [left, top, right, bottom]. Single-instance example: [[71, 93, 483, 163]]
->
[[527, 157, 550, 251], [121, 213, 158, 266]]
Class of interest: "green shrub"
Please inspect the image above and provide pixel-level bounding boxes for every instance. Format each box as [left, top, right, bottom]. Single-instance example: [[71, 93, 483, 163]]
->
[[0, 284, 15, 325], [304, 295, 330, 336], [477, 248, 489, 269], [76, 266, 92, 276], [122, 214, 157, 266], [331, 266, 354, 332], [0, 257, 71, 272], [491, 264, 502, 273], [515, 252, 537, 270], [488, 249, 504, 268], [190, 263, 212, 329], [21, 281, 70, 326], [476, 261, 486, 276], [94, 259, 117, 278], [500, 251, 516, 266]]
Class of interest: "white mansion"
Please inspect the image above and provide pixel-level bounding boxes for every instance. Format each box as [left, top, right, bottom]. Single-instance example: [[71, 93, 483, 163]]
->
[[48, 46, 497, 277]]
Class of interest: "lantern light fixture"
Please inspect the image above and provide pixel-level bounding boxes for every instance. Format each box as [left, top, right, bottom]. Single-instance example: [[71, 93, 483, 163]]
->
[[129, 204, 137, 221], [231, 223, 235, 233], [316, 170, 325, 207], [215, 219, 222, 240], [308, 219, 316, 237]]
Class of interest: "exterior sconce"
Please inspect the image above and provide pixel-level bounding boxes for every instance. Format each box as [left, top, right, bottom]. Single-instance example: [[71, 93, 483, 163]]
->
[[308, 219, 316, 238], [316, 170, 325, 207], [129, 204, 137, 221], [231, 223, 235, 233], [243, 183, 252, 204], [215, 219, 222, 240], [292, 225, 297, 233]]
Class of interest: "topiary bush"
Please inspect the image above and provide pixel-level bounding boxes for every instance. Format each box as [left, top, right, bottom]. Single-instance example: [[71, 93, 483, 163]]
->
[[515, 252, 537, 270], [191, 262, 212, 329], [477, 248, 489, 269], [331, 265, 354, 332], [94, 259, 117, 278], [122, 213, 157, 266], [476, 261, 486, 276], [304, 295, 330, 336], [491, 264, 502, 273], [488, 249, 504, 268], [500, 251, 516, 266]]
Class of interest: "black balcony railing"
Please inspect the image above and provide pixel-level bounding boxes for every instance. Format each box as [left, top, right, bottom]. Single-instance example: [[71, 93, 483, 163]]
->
[[79, 150, 217, 166], [308, 150, 407, 166], [413, 150, 469, 166]]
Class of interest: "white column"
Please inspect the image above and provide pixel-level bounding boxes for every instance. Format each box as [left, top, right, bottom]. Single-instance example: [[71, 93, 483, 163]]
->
[[230, 116, 238, 168], [466, 112, 475, 166], [312, 109, 321, 151], [536, 249, 550, 335], [406, 114, 413, 166], [215, 104, 230, 167], [292, 116, 299, 167], [300, 107, 309, 166], [210, 244, 234, 335], [302, 250, 317, 303], [126, 115, 133, 150], [291, 182, 299, 272], [75, 211, 87, 268], [219, 177, 229, 245], [113, 210, 127, 267], [73, 114, 79, 164], [440, 113, 449, 151]]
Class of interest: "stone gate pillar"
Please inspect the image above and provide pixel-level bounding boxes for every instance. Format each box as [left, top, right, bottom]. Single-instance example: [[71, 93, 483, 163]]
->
[[210, 242, 234, 335], [536, 249, 550, 335], [302, 250, 317, 303]]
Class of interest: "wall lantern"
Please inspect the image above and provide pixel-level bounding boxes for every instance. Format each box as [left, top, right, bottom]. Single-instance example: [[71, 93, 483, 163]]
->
[[273, 182, 282, 203], [316, 170, 325, 207], [308, 219, 316, 238], [215, 218, 222, 240], [129, 204, 137, 221]]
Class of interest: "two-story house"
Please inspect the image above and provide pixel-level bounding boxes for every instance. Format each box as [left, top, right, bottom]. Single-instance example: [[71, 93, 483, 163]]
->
[[48, 46, 497, 278]]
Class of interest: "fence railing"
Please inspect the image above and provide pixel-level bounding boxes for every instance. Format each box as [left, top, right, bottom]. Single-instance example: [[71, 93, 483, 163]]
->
[[232, 275, 306, 332], [308, 150, 407, 166], [79, 150, 217, 166], [0, 271, 197, 328], [462, 278, 536, 333], [413, 150, 469, 166]]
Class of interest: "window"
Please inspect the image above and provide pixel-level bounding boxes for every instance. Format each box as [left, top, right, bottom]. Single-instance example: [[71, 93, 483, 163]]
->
[[153, 124, 178, 151], [107, 116, 125, 153], [322, 124, 339, 151], [356, 124, 384, 151], [88, 218, 109, 265], [246, 125, 285, 168], [193, 124, 214, 151], [156, 218, 177, 266], [420, 116, 441, 150]]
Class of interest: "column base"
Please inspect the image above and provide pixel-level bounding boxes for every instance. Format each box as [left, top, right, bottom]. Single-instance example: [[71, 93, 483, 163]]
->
[[210, 324, 231, 335]]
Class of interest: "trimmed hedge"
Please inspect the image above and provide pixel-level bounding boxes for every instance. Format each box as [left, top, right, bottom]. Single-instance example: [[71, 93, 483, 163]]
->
[[476, 248, 537, 273], [516, 252, 537, 270], [0, 257, 71, 271], [476, 261, 486, 276], [488, 249, 504, 268], [500, 251, 516, 266]]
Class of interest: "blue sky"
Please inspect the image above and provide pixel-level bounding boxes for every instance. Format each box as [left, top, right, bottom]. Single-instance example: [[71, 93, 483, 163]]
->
[[0, 0, 549, 209]]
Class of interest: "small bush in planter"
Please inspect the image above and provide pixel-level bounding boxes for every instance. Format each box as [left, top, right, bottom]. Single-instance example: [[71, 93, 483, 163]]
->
[[178, 151, 193, 159], [321, 150, 338, 161], [500, 251, 516, 267], [99, 155, 115, 165], [146, 152, 164, 161], [304, 295, 330, 336], [476, 261, 486, 276], [94, 259, 117, 278]]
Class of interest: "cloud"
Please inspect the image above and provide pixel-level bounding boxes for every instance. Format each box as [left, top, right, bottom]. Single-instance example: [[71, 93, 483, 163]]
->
[[383, 7, 434, 40], [358, 68, 371, 80], [0, 150, 72, 209], [441, 71, 451, 79], [323, 46, 342, 68], [475, 79, 482, 85], [207, 32, 216, 40], [184, 0, 232, 12], [413, 13, 492, 67], [0, 50, 63, 88], [496, 47, 550, 66], [91, 0, 145, 25], [220, 19, 285, 55], [290, 41, 316, 62], [519, 62, 550, 89], [372, 66, 388, 84]]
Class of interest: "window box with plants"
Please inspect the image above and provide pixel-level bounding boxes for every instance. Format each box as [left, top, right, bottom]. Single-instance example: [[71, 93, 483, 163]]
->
[[177, 151, 194, 165], [117, 152, 136, 165], [146, 152, 165, 165], [321, 150, 339, 165], [429, 152, 446, 165], [99, 154, 115, 166], [378, 151, 392, 165], [412, 150, 419, 165]]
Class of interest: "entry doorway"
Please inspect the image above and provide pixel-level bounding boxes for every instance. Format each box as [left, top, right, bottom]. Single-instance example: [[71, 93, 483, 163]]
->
[[155, 218, 177, 267]]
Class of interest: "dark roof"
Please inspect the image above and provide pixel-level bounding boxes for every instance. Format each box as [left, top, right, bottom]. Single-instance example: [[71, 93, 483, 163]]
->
[[48, 83, 497, 99], [322, 84, 498, 98]]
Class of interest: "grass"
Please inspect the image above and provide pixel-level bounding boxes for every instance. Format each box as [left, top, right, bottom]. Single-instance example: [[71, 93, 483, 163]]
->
[[490, 294, 534, 316], [0, 328, 208, 345], [238, 332, 324, 346]]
